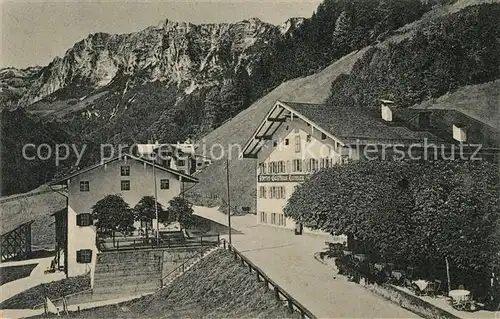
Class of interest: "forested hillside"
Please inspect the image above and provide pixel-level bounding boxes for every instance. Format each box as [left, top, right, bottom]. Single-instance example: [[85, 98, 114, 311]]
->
[[0, 109, 99, 195], [326, 3, 500, 112], [1, 0, 446, 195], [187, 0, 500, 210]]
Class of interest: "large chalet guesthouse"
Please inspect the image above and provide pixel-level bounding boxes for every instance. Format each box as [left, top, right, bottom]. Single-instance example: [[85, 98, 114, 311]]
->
[[49, 153, 198, 279], [241, 100, 482, 234]]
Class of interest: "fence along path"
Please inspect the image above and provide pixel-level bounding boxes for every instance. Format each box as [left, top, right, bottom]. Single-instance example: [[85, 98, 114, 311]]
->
[[220, 239, 317, 319]]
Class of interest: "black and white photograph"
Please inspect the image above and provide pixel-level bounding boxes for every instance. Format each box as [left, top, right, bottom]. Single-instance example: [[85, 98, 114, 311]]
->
[[1, 0, 499, 318]]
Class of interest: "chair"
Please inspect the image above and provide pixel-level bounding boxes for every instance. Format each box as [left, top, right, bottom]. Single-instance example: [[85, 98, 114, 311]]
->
[[450, 294, 475, 311], [405, 279, 419, 294], [406, 266, 415, 279], [423, 280, 441, 297], [434, 280, 442, 292]]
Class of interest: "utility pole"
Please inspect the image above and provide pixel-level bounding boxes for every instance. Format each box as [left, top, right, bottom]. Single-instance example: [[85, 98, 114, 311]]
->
[[153, 143, 159, 247], [226, 159, 232, 244]]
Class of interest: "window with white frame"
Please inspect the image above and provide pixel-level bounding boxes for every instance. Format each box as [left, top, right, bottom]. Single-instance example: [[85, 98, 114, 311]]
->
[[259, 186, 267, 198], [311, 158, 318, 171], [271, 213, 277, 225], [279, 161, 285, 173], [280, 187, 286, 198], [259, 163, 266, 174], [292, 159, 302, 172], [295, 136, 301, 153], [278, 214, 286, 226], [259, 212, 268, 223], [269, 186, 286, 199]]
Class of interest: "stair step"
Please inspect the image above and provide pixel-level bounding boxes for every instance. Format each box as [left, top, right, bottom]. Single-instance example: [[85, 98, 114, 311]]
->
[[95, 265, 160, 275], [94, 274, 161, 286], [93, 282, 159, 295]]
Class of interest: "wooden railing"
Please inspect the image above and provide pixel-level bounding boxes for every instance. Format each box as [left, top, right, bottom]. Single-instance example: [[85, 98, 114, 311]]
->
[[160, 244, 218, 286], [220, 239, 316, 319], [33, 288, 93, 310], [98, 234, 220, 252]]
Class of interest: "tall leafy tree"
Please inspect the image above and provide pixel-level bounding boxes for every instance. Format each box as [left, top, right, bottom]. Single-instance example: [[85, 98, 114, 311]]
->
[[166, 197, 195, 230], [134, 196, 167, 238], [92, 194, 135, 242]]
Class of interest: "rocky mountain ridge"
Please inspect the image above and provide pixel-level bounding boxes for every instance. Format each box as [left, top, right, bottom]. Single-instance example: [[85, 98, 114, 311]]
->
[[1, 17, 302, 108]]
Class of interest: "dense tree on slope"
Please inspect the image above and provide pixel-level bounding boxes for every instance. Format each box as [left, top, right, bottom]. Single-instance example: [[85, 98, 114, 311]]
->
[[284, 160, 500, 299], [327, 3, 500, 109]]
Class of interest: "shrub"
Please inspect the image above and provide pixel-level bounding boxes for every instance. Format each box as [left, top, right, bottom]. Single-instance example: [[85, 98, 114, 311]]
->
[[285, 160, 500, 299]]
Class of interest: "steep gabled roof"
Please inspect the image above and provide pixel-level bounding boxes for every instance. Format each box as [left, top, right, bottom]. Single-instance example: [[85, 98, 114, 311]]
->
[[49, 153, 198, 185], [395, 107, 500, 148], [241, 100, 443, 158], [285, 101, 441, 143]]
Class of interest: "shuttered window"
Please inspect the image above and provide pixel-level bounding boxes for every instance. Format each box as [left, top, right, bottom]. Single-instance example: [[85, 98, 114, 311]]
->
[[76, 249, 92, 263], [76, 213, 93, 226]]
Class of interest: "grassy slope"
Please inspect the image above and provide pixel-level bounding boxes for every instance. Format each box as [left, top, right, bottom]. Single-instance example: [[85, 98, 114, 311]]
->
[[187, 49, 368, 210], [413, 79, 500, 130], [0, 275, 90, 309], [51, 249, 297, 318], [0, 263, 37, 285], [187, 0, 498, 210]]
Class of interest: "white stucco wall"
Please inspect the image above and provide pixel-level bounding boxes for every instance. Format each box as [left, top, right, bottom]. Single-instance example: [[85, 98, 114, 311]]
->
[[255, 117, 358, 235], [66, 157, 185, 279]]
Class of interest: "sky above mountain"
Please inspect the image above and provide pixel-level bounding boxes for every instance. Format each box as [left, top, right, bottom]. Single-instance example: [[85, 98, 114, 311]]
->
[[1, 0, 321, 69]]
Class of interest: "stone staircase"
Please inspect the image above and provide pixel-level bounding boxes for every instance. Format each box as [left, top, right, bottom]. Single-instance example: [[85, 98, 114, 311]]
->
[[91, 244, 221, 301], [92, 249, 163, 299]]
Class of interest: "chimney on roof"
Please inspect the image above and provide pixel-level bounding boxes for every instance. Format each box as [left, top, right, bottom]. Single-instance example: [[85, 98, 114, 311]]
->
[[380, 99, 395, 122], [453, 124, 467, 142]]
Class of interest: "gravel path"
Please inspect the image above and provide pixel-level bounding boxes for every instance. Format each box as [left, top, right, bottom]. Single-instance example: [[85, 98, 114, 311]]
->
[[195, 206, 420, 319]]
